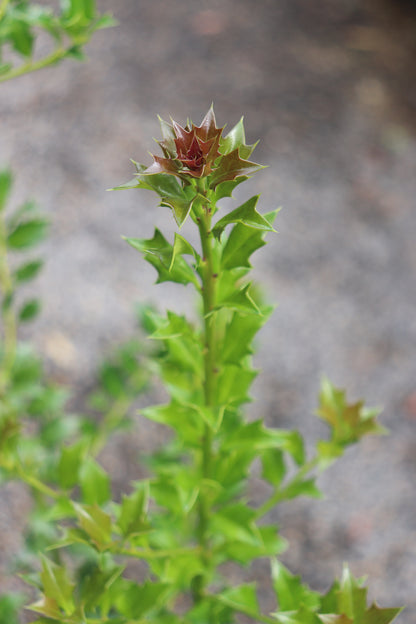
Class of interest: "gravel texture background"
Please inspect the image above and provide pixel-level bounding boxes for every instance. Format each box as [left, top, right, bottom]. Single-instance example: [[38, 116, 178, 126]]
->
[[1, 0, 415, 619]]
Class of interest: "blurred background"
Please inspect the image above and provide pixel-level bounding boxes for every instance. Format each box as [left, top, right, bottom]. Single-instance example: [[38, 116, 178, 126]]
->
[[1, 0, 416, 618]]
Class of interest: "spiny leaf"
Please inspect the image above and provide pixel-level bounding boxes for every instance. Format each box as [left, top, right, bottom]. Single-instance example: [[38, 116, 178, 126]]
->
[[218, 583, 260, 614], [210, 148, 264, 189], [142, 401, 204, 445], [118, 481, 150, 537], [219, 117, 257, 158], [317, 378, 386, 447], [38, 556, 74, 615], [361, 603, 404, 624], [221, 208, 280, 270], [222, 420, 305, 465], [272, 560, 320, 611], [79, 457, 111, 505], [221, 306, 273, 364], [319, 567, 403, 624], [72, 502, 112, 549], [261, 448, 286, 487], [169, 232, 200, 271], [213, 195, 276, 240], [115, 580, 171, 619], [214, 176, 248, 201], [338, 565, 367, 618], [124, 228, 198, 286]]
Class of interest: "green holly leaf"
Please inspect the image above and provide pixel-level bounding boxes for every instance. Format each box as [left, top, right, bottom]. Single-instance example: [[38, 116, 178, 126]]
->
[[113, 168, 197, 227], [213, 195, 275, 240], [125, 228, 198, 286], [272, 560, 320, 611], [223, 525, 287, 564], [216, 364, 257, 407], [118, 481, 150, 537], [79, 457, 111, 504], [148, 310, 203, 374], [219, 583, 260, 614], [57, 440, 86, 489], [221, 307, 272, 364], [38, 556, 74, 615], [72, 502, 112, 549], [211, 504, 260, 546], [320, 566, 403, 624], [261, 448, 286, 487], [142, 401, 203, 445], [217, 280, 261, 314], [284, 478, 323, 501], [221, 208, 280, 270], [26, 595, 62, 621], [214, 176, 248, 201], [219, 117, 257, 158], [361, 604, 404, 624], [276, 606, 322, 623], [216, 267, 264, 315], [222, 420, 305, 465], [337, 565, 367, 618], [170, 232, 200, 271], [160, 187, 198, 228], [79, 562, 124, 616], [115, 580, 171, 619], [151, 470, 199, 515], [317, 378, 387, 447]]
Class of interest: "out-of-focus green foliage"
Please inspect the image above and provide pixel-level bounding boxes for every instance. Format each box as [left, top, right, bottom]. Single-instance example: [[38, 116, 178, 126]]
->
[[0, 0, 115, 82], [0, 169, 153, 623]]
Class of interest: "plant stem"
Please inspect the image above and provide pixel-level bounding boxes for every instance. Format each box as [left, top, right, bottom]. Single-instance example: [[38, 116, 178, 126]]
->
[[0, 46, 67, 83], [0, 209, 16, 395], [15, 464, 60, 500], [194, 191, 218, 601]]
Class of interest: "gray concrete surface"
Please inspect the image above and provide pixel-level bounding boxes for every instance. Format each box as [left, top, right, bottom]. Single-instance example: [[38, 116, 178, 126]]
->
[[1, 0, 415, 619]]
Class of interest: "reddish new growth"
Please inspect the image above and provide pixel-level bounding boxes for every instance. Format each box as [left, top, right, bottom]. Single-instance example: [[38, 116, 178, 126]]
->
[[144, 107, 223, 179]]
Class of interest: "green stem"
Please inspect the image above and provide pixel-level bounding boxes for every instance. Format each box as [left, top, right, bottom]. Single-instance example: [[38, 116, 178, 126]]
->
[[15, 464, 60, 500], [0, 209, 16, 394], [0, 46, 67, 84], [194, 190, 218, 601], [255, 456, 320, 519]]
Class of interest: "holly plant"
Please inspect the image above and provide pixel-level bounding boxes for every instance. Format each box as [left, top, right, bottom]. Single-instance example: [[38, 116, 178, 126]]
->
[[9, 107, 404, 623]]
